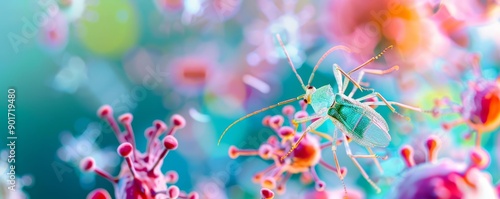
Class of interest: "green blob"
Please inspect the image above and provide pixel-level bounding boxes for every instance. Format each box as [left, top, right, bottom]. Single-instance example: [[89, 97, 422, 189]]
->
[[77, 0, 138, 57], [329, 103, 368, 139]]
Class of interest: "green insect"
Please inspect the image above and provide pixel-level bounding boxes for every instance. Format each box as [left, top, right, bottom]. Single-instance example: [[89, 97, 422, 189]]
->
[[218, 34, 423, 193]]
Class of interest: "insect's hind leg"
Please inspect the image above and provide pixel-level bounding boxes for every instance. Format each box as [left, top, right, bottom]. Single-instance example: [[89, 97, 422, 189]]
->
[[356, 93, 422, 120], [330, 129, 347, 195], [362, 100, 423, 113], [367, 147, 384, 173], [356, 92, 397, 112], [341, 133, 382, 193], [432, 97, 462, 116]]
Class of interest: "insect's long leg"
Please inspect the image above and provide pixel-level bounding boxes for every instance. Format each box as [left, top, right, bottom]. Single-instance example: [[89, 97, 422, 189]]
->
[[332, 64, 345, 94], [292, 111, 326, 126], [362, 101, 424, 113], [356, 92, 397, 113], [332, 46, 393, 94], [331, 129, 342, 176], [341, 133, 381, 193], [440, 118, 466, 131], [348, 66, 400, 98], [331, 129, 347, 196], [434, 97, 462, 113], [347, 45, 393, 75], [367, 147, 384, 173], [335, 65, 364, 93], [281, 117, 328, 161], [386, 102, 423, 112], [291, 110, 326, 136], [310, 129, 334, 141], [347, 154, 384, 159]]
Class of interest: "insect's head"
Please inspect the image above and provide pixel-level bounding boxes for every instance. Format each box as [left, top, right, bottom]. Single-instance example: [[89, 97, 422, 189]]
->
[[303, 85, 316, 104]]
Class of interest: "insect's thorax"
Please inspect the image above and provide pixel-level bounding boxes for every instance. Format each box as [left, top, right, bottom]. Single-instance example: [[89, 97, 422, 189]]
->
[[309, 85, 335, 113]]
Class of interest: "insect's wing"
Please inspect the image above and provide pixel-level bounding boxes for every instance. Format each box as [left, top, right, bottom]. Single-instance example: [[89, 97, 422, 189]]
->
[[331, 95, 390, 147], [356, 107, 391, 147]]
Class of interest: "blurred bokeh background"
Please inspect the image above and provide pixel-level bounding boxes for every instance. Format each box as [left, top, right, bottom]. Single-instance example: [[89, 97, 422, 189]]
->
[[1, 0, 500, 198]]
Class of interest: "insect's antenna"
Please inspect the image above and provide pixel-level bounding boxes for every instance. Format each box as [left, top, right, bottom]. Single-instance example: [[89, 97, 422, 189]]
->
[[348, 45, 393, 75], [276, 34, 306, 91], [218, 96, 303, 145], [307, 45, 352, 86]]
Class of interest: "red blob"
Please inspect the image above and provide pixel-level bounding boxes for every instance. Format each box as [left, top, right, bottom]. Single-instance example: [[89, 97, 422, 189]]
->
[[171, 114, 186, 128], [260, 188, 275, 199], [462, 82, 500, 132], [80, 157, 95, 171], [87, 189, 111, 199], [117, 143, 133, 157], [118, 113, 133, 124], [163, 135, 179, 150]]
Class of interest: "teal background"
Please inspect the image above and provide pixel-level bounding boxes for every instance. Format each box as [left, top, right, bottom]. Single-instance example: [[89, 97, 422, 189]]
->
[[1, 1, 500, 199]]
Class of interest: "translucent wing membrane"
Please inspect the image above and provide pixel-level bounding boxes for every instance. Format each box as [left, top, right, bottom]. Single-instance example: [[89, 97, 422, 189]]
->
[[329, 95, 390, 147]]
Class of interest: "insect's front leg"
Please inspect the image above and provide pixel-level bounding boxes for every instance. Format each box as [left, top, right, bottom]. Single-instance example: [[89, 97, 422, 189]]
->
[[332, 64, 345, 93], [341, 133, 382, 193], [282, 117, 328, 161], [334, 64, 362, 93], [292, 113, 324, 126], [310, 129, 334, 141], [348, 65, 399, 98], [291, 109, 327, 131]]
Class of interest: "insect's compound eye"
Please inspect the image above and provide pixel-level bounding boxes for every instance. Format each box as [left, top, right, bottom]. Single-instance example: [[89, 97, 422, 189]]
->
[[303, 99, 308, 104], [307, 86, 313, 89]]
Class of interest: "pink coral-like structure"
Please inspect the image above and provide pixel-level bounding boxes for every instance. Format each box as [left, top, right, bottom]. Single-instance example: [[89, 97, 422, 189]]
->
[[390, 135, 498, 199], [433, 56, 500, 146], [228, 102, 347, 198], [80, 105, 198, 199]]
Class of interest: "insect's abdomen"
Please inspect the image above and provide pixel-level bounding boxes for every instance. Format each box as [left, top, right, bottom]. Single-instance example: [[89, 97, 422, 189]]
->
[[328, 100, 390, 147], [329, 105, 369, 137]]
